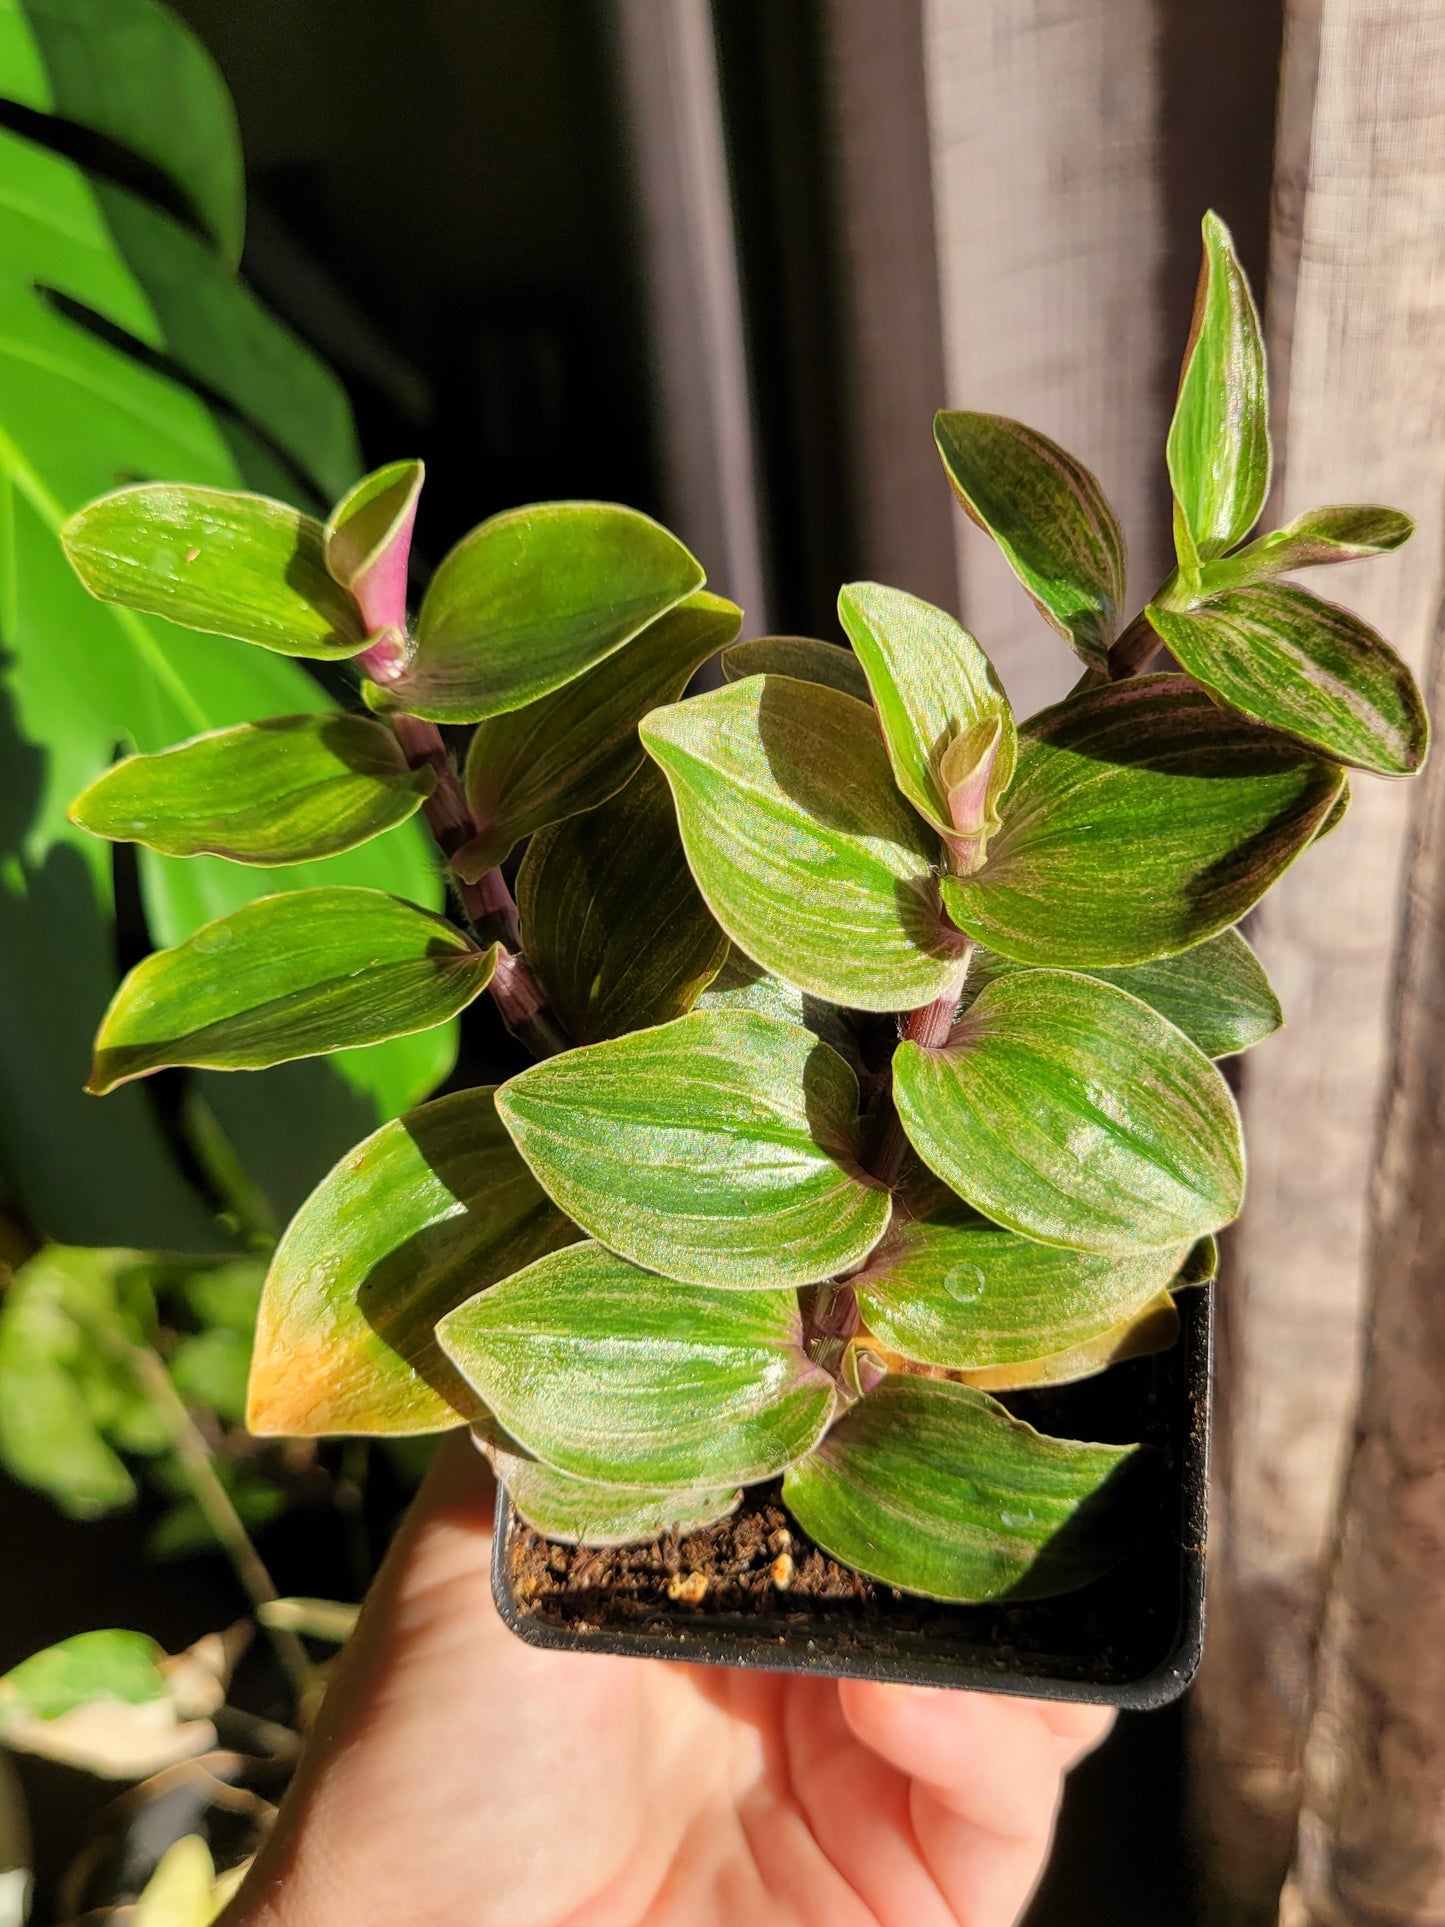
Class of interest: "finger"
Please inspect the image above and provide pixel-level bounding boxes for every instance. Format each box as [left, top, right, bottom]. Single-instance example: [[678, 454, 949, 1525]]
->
[[909, 1781, 1056, 1927], [837, 1682, 1075, 1840], [838, 1685, 1100, 1927], [1032, 1698, 1115, 1767]]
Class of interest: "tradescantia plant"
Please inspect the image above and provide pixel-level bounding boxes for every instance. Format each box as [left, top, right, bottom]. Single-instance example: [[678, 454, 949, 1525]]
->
[[60, 213, 1426, 1607]]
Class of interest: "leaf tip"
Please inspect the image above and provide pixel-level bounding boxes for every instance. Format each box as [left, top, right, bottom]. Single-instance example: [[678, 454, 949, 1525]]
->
[[84, 1052, 127, 1097]]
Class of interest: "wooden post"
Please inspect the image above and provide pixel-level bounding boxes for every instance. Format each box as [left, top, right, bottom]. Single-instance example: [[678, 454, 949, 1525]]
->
[[1279, 588, 1445, 1926], [1189, 3, 1445, 1918]]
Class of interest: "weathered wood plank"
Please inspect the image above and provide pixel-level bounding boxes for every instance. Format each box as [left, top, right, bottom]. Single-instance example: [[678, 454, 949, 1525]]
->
[[1280, 586, 1445, 1927], [920, 0, 1169, 718], [1191, 3, 1445, 1918]]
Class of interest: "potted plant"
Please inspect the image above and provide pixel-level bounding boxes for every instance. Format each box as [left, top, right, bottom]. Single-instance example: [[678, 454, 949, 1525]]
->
[[61, 213, 1425, 1706]]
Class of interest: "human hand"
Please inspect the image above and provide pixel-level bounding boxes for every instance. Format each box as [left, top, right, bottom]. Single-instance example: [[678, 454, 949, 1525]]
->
[[225, 1434, 1111, 1927]]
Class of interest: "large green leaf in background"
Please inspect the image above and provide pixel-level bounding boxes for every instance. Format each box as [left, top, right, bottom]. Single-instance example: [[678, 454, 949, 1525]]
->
[[0, 1245, 165, 1518], [0, 0, 449, 1246]]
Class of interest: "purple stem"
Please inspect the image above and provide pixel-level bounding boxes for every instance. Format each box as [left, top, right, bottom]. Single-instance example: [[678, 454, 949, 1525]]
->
[[1106, 608, 1162, 679], [865, 953, 974, 1191], [385, 711, 568, 1058]]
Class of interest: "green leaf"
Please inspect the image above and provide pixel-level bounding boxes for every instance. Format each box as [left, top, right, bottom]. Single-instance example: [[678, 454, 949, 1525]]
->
[[940, 676, 1344, 967], [837, 582, 1016, 868], [180, 1259, 264, 1334], [145, 1468, 284, 1562], [0, 1361, 136, 1518], [1178, 1234, 1220, 1286], [640, 675, 966, 1012], [1316, 774, 1351, 842], [1146, 585, 1428, 777], [3, 0, 245, 263], [496, 1010, 890, 1288], [721, 634, 870, 702], [133, 1834, 219, 1927], [70, 714, 433, 864], [323, 458, 423, 631], [956, 1290, 1181, 1393], [168, 1329, 250, 1426], [372, 502, 705, 723], [0, 1246, 165, 1518], [967, 926, 1283, 1059], [0, 11, 445, 1246], [438, 1241, 835, 1487], [1077, 932, 1282, 1057], [0, 1631, 167, 1722], [894, 969, 1244, 1252], [488, 1444, 741, 1547], [853, 1204, 1192, 1369], [695, 947, 860, 1064], [1168, 211, 1270, 566], [456, 591, 738, 879], [933, 411, 1126, 668], [61, 484, 367, 659], [782, 1376, 1136, 1602], [1198, 504, 1414, 594], [145, 825, 461, 1130], [248, 1087, 577, 1437], [0, 1623, 214, 1778], [518, 764, 726, 1043], [89, 888, 495, 1093]]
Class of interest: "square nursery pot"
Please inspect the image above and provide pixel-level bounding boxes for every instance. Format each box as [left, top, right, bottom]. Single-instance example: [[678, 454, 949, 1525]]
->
[[492, 1286, 1211, 1708]]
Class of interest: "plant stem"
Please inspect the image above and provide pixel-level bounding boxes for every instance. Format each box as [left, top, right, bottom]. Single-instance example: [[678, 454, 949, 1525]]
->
[[865, 949, 975, 1190], [387, 712, 498, 900], [385, 711, 570, 1057], [1107, 608, 1161, 679], [124, 1342, 317, 1706], [490, 949, 572, 1058]]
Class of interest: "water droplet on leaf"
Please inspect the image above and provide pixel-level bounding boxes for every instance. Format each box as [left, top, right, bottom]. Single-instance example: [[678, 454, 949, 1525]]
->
[[942, 1263, 986, 1305]]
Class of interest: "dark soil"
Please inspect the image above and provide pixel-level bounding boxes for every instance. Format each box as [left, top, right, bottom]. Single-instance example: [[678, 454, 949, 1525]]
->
[[512, 1485, 877, 1613]]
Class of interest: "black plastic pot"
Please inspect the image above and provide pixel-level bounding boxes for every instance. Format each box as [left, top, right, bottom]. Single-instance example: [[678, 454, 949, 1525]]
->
[[492, 1285, 1210, 1709]]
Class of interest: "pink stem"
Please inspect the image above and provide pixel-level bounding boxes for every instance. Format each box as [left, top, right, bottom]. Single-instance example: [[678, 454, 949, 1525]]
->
[[384, 712, 567, 1057], [866, 950, 975, 1190]]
